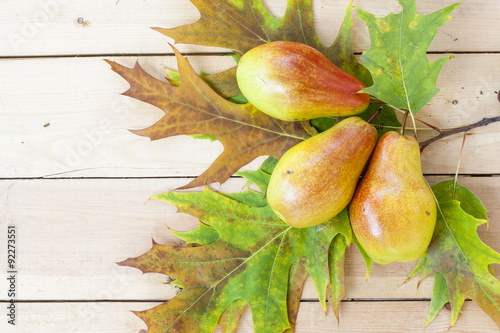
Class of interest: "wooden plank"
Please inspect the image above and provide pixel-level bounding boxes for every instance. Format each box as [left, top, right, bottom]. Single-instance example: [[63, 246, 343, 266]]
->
[[0, 53, 499, 178], [0, 176, 498, 301], [1, 0, 498, 57], [0, 300, 497, 332], [1, 2, 497, 332]]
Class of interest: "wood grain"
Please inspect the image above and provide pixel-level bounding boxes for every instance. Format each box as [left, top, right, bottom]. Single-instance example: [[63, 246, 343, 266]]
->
[[1, 0, 498, 57], [0, 176, 497, 302], [0, 300, 497, 332], [1, 0, 499, 331]]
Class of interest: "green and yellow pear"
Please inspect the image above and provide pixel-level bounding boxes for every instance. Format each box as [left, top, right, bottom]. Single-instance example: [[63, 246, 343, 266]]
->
[[350, 131, 437, 265], [267, 117, 377, 228], [236, 41, 370, 121]]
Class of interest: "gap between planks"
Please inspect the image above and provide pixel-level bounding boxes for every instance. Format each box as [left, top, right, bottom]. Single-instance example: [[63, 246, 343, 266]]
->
[[0, 174, 497, 181], [0, 298, 436, 303], [1, 50, 500, 60]]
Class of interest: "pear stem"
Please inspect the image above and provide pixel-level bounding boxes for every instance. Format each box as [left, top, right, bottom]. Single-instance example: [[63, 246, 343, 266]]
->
[[367, 106, 383, 124], [419, 116, 500, 152], [391, 106, 441, 133], [401, 110, 410, 136]]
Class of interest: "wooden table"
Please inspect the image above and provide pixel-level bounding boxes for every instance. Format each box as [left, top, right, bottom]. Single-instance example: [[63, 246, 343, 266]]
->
[[1, 0, 499, 332]]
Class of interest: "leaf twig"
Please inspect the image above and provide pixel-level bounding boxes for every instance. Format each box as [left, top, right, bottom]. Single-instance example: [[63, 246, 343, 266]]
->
[[419, 116, 500, 152]]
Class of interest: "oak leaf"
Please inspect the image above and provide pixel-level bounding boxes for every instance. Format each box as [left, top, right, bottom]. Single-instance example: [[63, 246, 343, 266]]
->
[[155, 0, 325, 56], [356, 0, 461, 114], [106, 47, 314, 189], [120, 164, 352, 332], [408, 180, 500, 328]]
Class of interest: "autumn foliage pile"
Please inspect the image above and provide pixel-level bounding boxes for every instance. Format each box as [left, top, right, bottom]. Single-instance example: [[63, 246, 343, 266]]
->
[[107, 0, 500, 332]]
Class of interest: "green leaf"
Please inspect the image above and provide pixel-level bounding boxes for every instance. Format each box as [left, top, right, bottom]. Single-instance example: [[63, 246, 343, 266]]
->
[[221, 188, 268, 209], [218, 157, 277, 208], [218, 299, 247, 333], [235, 156, 277, 194], [328, 0, 372, 86], [310, 117, 338, 133], [227, 94, 248, 104], [431, 180, 488, 221], [352, 232, 373, 279], [171, 221, 219, 246], [121, 175, 352, 332], [356, 0, 461, 114], [408, 180, 500, 328], [328, 234, 348, 319], [425, 272, 450, 326]]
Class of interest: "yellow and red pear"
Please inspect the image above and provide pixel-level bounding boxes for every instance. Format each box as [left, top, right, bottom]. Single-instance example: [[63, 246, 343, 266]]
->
[[350, 131, 437, 265], [267, 117, 377, 228], [236, 41, 370, 121]]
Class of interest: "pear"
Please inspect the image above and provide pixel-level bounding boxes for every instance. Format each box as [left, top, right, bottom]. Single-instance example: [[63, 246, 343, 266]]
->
[[236, 41, 370, 121], [349, 131, 437, 265], [267, 117, 377, 228]]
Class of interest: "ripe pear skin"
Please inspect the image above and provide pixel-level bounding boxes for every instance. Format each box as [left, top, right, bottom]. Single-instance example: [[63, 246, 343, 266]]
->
[[267, 117, 377, 228], [236, 41, 370, 121], [349, 131, 437, 265]]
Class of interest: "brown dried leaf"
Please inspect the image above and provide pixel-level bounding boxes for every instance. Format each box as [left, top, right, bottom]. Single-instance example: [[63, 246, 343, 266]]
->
[[285, 262, 309, 333], [105, 45, 314, 188], [154, 0, 323, 55]]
